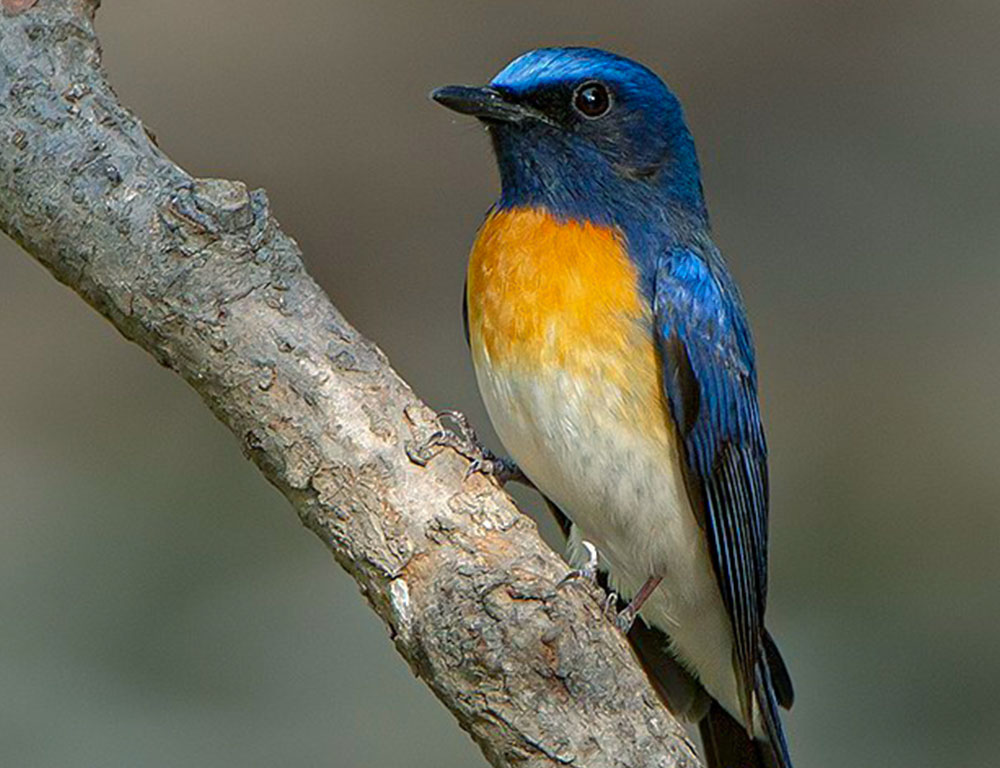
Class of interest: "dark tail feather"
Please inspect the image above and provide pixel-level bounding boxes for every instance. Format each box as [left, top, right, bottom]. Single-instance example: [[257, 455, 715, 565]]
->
[[698, 691, 795, 768], [699, 699, 770, 768], [754, 656, 793, 768], [763, 629, 794, 709]]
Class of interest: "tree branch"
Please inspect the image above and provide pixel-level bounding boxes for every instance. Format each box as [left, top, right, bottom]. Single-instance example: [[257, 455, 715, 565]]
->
[[0, 3, 699, 766]]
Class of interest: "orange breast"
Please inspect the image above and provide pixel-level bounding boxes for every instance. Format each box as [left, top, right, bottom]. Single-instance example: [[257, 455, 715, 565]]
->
[[467, 207, 659, 393]]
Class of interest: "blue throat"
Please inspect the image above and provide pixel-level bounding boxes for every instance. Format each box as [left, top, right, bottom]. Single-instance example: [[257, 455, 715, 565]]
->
[[492, 121, 706, 220], [489, 121, 709, 298]]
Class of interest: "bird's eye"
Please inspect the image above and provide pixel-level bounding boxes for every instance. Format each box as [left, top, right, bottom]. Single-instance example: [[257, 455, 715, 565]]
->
[[573, 81, 611, 118]]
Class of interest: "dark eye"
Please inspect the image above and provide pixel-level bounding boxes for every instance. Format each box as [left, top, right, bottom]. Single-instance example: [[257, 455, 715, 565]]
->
[[573, 81, 611, 118]]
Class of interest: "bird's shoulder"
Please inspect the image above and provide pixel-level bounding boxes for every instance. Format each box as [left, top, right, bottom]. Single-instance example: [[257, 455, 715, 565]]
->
[[651, 239, 756, 385]]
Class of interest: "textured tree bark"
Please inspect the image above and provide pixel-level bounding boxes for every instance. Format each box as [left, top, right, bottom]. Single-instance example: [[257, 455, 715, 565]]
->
[[0, 2, 701, 766]]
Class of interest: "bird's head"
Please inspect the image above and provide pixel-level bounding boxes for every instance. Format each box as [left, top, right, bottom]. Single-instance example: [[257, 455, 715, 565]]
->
[[433, 47, 706, 228]]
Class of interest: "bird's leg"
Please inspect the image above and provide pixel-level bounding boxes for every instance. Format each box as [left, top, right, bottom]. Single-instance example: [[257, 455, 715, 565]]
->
[[556, 544, 625, 621], [408, 409, 533, 487], [614, 575, 663, 633], [556, 540, 600, 589]]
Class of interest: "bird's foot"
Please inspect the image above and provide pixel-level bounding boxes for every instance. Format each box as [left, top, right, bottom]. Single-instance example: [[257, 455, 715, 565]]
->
[[467, 453, 530, 486], [612, 574, 664, 635], [556, 540, 600, 589], [409, 409, 533, 487], [615, 604, 639, 634]]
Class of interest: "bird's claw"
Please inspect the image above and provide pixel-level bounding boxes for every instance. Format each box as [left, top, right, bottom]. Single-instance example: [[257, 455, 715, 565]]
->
[[434, 409, 477, 448], [614, 605, 637, 634], [413, 409, 475, 461], [556, 540, 600, 589], [554, 543, 639, 634], [602, 590, 620, 618], [410, 409, 532, 488], [556, 544, 637, 635], [465, 454, 531, 486], [611, 574, 663, 634]]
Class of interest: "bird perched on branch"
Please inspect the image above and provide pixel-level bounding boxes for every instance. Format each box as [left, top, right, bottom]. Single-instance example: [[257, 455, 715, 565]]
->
[[432, 47, 794, 768]]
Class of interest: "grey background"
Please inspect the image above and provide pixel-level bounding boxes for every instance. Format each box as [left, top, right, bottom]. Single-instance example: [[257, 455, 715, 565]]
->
[[2, 1, 999, 766]]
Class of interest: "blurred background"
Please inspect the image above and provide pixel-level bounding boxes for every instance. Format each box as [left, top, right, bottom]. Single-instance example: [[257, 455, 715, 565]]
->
[[2, 1, 998, 766]]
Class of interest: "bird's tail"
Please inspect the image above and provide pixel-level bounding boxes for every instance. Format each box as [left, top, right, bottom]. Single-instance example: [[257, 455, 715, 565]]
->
[[701, 638, 793, 768], [699, 698, 768, 768], [543, 497, 794, 768], [752, 647, 794, 768], [626, 607, 795, 768]]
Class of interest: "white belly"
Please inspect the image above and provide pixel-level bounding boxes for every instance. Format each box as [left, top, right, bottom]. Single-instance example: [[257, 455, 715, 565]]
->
[[474, 356, 751, 730]]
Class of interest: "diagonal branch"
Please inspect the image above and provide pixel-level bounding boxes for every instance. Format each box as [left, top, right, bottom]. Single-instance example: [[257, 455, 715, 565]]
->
[[0, 2, 700, 766]]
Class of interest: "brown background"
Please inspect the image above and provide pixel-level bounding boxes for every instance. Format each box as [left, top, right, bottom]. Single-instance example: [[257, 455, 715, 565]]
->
[[2, 1, 998, 766]]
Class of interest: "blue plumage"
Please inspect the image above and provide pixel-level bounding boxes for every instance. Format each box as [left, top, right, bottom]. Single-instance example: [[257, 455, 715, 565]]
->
[[655, 242, 773, 743]]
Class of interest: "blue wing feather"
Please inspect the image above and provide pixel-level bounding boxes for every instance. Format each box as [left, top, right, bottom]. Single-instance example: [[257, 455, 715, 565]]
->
[[653, 243, 769, 730]]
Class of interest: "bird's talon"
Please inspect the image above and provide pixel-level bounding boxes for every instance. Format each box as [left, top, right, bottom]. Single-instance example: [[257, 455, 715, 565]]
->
[[409, 410, 480, 465], [615, 606, 637, 634], [556, 568, 586, 591], [603, 591, 620, 618], [436, 410, 476, 445], [474, 455, 532, 486], [404, 441, 432, 467], [556, 540, 600, 590], [408, 425, 459, 466]]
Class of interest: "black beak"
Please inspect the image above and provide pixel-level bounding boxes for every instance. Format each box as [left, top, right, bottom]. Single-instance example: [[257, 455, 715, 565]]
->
[[431, 85, 537, 123]]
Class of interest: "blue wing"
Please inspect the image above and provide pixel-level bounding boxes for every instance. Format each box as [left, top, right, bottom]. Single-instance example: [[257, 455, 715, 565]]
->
[[653, 243, 768, 730]]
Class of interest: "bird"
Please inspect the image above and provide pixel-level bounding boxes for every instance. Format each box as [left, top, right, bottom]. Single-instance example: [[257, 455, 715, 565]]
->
[[431, 47, 794, 768]]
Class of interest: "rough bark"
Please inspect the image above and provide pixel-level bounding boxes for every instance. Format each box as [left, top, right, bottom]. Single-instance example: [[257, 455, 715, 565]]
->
[[0, 2, 700, 766]]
